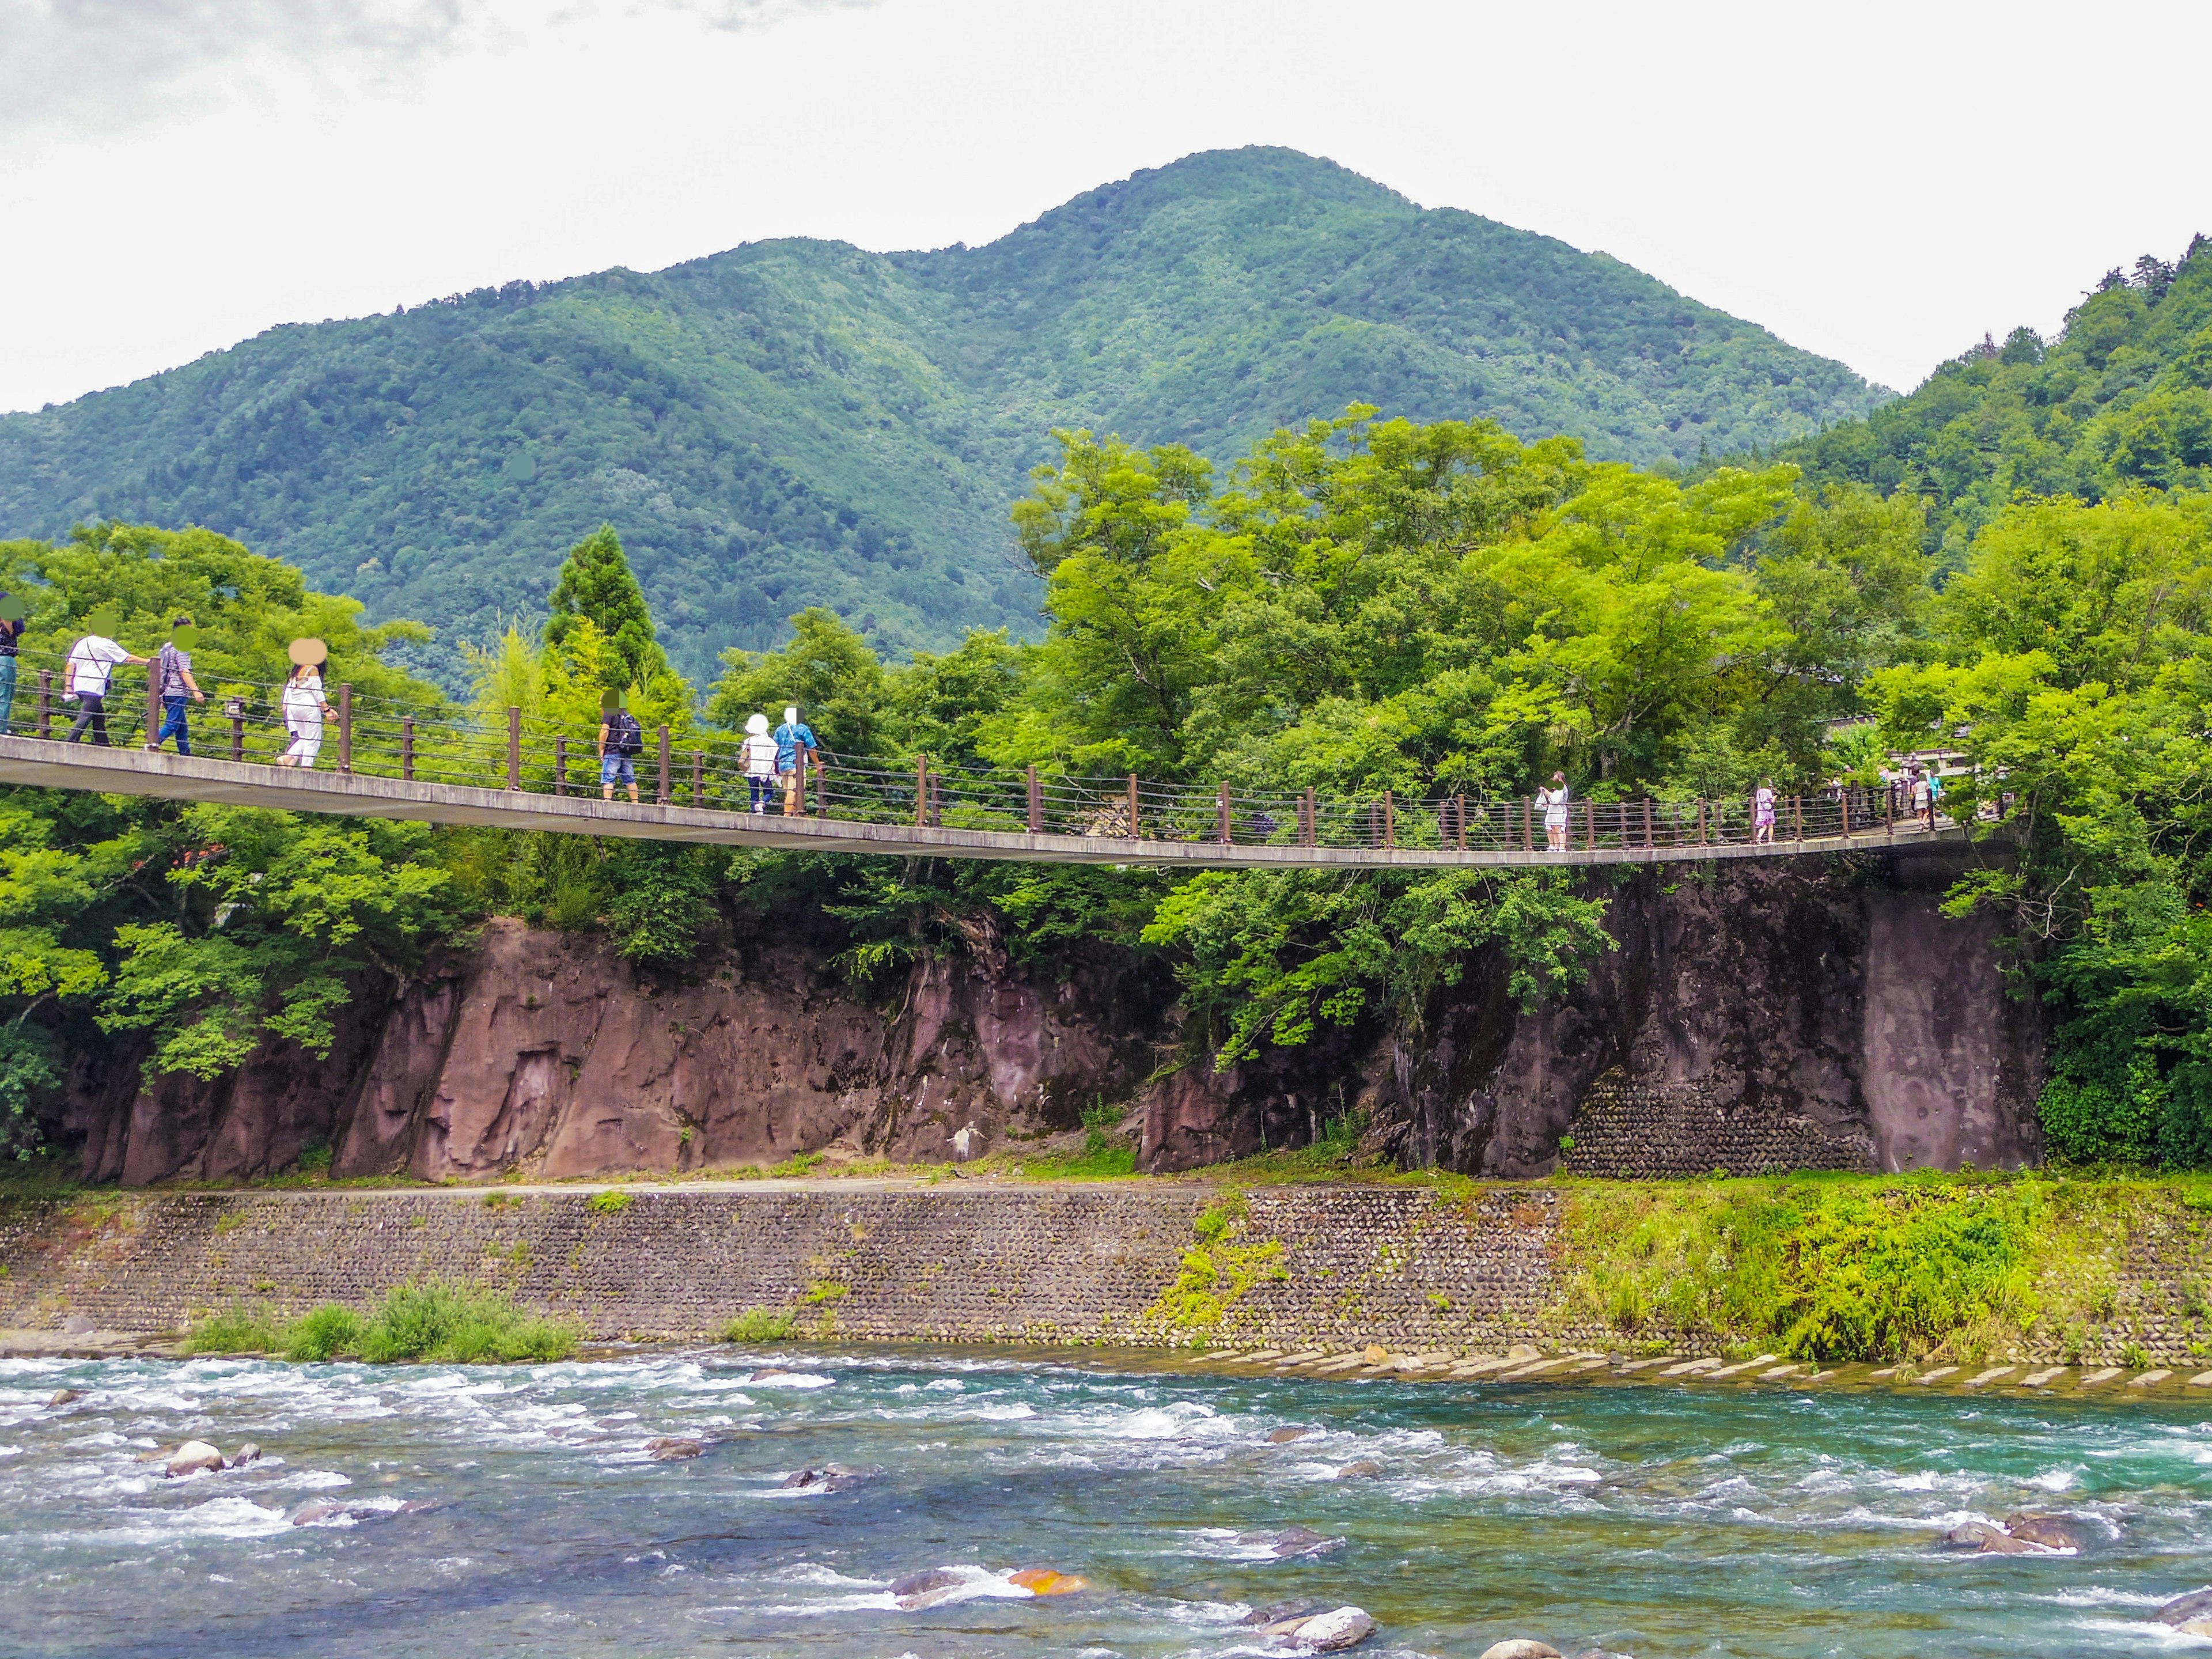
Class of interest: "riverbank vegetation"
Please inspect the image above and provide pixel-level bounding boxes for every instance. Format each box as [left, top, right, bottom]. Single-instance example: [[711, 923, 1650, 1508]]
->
[[187, 1278, 578, 1363], [4, 240, 2211, 1168]]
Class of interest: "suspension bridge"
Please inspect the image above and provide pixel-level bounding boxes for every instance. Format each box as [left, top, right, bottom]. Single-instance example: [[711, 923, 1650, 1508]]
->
[[0, 653, 1974, 870]]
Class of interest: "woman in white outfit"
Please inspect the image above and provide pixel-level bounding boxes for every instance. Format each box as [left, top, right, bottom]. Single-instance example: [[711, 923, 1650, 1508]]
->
[[276, 660, 333, 767], [742, 711, 779, 812], [1538, 770, 1571, 851]]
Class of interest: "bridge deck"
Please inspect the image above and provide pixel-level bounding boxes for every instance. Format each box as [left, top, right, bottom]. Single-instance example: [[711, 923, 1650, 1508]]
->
[[0, 737, 1972, 870]]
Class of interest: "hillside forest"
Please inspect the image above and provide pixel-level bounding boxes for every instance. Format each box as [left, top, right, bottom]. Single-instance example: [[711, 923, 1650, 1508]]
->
[[3, 239, 2211, 1174], [0, 148, 1885, 684]]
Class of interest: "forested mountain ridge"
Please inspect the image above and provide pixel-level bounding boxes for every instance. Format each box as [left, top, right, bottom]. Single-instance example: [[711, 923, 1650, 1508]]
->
[[1787, 237, 2212, 559], [0, 147, 1886, 682]]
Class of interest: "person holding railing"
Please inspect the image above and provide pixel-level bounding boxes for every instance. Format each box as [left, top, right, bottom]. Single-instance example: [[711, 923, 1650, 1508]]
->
[[774, 704, 819, 815], [63, 612, 147, 747]]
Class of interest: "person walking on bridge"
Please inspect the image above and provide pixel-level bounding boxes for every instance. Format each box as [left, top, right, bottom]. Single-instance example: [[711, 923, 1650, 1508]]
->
[[598, 694, 643, 804], [1755, 778, 1777, 844], [774, 704, 819, 815], [146, 620, 204, 756], [63, 615, 147, 747], [1538, 771, 1570, 851], [274, 657, 333, 768]]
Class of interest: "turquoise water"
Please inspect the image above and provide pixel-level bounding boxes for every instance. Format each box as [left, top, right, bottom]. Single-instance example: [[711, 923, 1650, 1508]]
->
[[2, 1347, 2207, 1657]]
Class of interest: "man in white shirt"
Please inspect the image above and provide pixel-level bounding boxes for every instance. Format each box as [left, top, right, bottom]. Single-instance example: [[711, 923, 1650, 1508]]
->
[[64, 613, 147, 747]]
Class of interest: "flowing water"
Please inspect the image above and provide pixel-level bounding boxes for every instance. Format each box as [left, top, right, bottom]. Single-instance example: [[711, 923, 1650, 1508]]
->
[[2, 1347, 2207, 1657]]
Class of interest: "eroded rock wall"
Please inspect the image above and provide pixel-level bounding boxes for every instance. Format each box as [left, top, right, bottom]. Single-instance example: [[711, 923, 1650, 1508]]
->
[[46, 849, 2043, 1185]]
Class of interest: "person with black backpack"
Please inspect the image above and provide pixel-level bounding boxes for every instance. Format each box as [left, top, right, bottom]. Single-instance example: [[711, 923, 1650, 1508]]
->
[[598, 691, 643, 802]]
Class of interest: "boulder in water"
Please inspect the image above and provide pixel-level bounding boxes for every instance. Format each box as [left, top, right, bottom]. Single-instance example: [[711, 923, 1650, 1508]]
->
[[395, 1499, 441, 1514], [46, 1388, 81, 1407], [1282, 1606, 1376, 1650], [778, 1461, 876, 1493], [2155, 1587, 2212, 1633], [1336, 1460, 1384, 1479], [646, 1437, 704, 1461], [228, 1444, 262, 1469], [1938, 1521, 2038, 1555], [291, 1501, 347, 1525], [890, 1569, 965, 1600], [1477, 1643, 1561, 1659], [1267, 1426, 1317, 1444], [165, 1440, 225, 1478], [2003, 1511, 2081, 1551], [1007, 1568, 1089, 1595], [1237, 1523, 1344, 1558], [1243, 1598, 1319, 1627]]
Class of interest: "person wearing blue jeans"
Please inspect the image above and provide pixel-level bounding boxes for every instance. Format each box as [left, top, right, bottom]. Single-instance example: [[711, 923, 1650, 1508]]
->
[[147, 622, 204, 755], [0, 593, 21, 735]]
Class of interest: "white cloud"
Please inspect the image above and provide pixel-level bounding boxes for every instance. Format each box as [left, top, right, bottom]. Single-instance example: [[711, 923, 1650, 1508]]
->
[[0, 0, 2206, 412]]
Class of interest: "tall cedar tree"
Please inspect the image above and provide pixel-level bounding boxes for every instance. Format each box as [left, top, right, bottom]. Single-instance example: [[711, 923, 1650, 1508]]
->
[[545, 526, 665, 690]]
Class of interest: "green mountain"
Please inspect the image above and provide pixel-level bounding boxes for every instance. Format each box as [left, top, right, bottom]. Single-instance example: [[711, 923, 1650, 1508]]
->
[[1789, 238, 2212, 559], [0, 146, 1888, 683]]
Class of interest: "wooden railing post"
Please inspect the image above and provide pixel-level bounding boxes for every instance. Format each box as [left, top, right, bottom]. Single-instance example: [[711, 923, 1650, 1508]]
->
[[1584, 798, 1593, 851], [339, 684, 353, 775], [1643, 797, 1654, 850], [229, 698, 245, 762], [505, 703, 519, 789], [1127, 774, 1140, 840], [36, 669, 51, 740], [1383, 789, 1395, 849], [551, 733, 563, 795], [1302, 787, 1316, 847], [656, 725, 671, 805], [146, 671, 160, 750], [1027, 763, 1041, 834], [1218, 779, 1232, 844], [915, 756, 929, 827], [692, 749, 703, 805], [401, 715, 414, 779], [1793, 793, 1803, 843]]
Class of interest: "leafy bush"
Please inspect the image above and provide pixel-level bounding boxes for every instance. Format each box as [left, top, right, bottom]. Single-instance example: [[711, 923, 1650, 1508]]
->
[[586, 1190, 634, 1214], [722, 1307, 797, 1343], [188, 1278, 577, 1364]]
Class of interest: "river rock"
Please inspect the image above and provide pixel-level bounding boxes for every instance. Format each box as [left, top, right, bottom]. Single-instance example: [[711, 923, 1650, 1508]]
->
[[1362, 1345, 1388, 1364], [1477, 1643, 1561, 1659], [1268, 1426, 1318, 1444], [2156, 1588, 2212, 1631], [135, 1444, 179, 1463], [1939, 1521, 2038, 1555], [1283, 1606, 1376, 1650], [2003, 1511, 2081, 1550], [779, 1461, 876, 1493], [1242, 1598, 1319, 1627], [395, 1498, 441, 1514], [228, 1443, 262, 1469], [889, 1569, 965, 1600], [46, 1388, 81, 1407], [1505, 1343, 1542, 1364], [1239, 1523, 1345, 1558], [1337, 1460, 1384, 1479], [165, 1440, 225, 1478], [291, 1500, 347, 1525], [60, 1315, 94, 1336], [1007, 1568, 1088, 1595], [646, 1437, 704, 1461]]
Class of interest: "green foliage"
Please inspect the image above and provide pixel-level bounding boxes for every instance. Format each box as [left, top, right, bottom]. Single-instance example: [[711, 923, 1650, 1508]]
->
[[586, 1190, 634, 1214], [722, 1306, 797, 1342], [0, 149, 1883, 684], [546, 525, 666, 691], [1791, 236, 2212, 564], [1556, 1178, 2046, 1361], [604, 842, 719, 964], [1147, 1193, 1289, 1331], [190, 1278, 578, 1364]]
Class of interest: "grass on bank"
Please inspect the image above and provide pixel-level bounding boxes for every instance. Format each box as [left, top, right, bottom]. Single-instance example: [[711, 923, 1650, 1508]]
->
[[188, 1278, 578, 1363]]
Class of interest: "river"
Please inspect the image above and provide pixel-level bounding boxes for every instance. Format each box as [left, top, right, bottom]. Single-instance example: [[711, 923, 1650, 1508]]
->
[[1, 1347, 2205, 1656]]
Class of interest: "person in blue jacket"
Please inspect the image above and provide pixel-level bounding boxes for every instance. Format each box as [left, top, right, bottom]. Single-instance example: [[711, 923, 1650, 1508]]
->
[[774, 704, 819, 815]]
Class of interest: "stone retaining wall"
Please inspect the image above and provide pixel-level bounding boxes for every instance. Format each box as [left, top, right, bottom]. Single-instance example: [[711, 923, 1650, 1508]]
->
[[3, 1183, 2205, 1363], [1563, 1071, 1878, 1177]]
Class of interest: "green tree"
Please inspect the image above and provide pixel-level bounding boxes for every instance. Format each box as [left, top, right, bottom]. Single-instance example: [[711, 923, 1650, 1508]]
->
[[546, 525, 666, 691]]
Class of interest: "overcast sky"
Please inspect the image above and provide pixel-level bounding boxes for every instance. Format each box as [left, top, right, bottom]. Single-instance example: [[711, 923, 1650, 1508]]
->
[[3, 0, 2207, 415]]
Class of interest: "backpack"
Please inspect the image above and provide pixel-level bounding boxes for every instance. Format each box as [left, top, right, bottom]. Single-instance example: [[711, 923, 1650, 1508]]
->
[[609, 711, 644, 756]]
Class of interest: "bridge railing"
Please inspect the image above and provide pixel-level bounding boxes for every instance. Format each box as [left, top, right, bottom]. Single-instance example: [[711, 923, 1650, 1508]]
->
[[0, 643, 1972, 851]]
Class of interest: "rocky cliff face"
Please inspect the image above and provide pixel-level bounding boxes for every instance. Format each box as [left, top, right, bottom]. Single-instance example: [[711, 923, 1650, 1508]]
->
[[48, 849, 2043, 1185]]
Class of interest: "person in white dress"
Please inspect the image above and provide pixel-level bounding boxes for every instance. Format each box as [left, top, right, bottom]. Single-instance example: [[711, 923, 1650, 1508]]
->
[[275, 660, 333, 767], [1537, 771, 1570, 851]]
